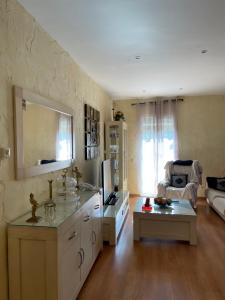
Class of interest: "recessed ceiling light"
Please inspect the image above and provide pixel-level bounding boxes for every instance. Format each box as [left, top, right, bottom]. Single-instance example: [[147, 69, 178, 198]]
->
[[201, 49, 208, 54]]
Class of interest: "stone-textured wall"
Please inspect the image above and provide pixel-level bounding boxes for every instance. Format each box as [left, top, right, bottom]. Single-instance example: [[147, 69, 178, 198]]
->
[[0, 1, 112, 299], [114, 96, 225, 196]]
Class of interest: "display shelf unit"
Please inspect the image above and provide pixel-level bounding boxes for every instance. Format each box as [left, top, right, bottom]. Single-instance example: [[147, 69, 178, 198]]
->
[[105, 121, 128, 191]]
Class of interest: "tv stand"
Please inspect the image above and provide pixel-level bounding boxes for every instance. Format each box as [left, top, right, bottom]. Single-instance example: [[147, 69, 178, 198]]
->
[[103, 191, 129, 245]]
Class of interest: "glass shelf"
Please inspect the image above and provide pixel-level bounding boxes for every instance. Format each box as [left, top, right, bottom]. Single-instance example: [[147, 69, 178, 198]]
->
[[106, 121, 127, 190], [9, 190, 98, 228]]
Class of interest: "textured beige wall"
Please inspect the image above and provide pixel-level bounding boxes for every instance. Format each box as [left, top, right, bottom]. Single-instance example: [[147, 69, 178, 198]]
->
[[23, 104, 58, 167], [177, 96, 225, 194], [0, 1, 112, 299], [114, 96, 225, 196]]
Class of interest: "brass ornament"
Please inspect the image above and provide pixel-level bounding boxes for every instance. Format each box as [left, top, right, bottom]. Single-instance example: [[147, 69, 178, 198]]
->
[[26, 193, 42, 223]]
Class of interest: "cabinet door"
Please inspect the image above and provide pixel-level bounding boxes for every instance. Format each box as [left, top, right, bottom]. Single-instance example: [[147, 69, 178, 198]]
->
[[60, 221, 81, 300], [80, 204, 93, 282], [91, 195, 102, 261]]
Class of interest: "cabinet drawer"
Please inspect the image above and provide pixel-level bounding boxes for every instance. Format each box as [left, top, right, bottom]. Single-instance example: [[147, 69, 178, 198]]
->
[[59, 220, 80, 253]]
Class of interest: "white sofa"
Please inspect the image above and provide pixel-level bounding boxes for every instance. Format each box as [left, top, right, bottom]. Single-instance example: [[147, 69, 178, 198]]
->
[[206, 188, 225, 221]]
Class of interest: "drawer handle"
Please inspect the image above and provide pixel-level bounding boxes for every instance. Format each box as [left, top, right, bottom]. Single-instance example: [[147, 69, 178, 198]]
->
[[78, 251, 82, 268], [68, 231, 77, 240], [83, 216, 90, 222], [80, 248, 85, 262], [94, 204, 100, 210], [92, 231, 97, 244]]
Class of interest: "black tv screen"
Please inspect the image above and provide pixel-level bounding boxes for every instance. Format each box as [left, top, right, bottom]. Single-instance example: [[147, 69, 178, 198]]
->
[[102, 159, 113, 204]]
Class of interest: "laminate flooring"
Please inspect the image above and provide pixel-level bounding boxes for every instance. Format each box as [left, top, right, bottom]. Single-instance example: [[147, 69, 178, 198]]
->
[[77, 197, 225, 300]]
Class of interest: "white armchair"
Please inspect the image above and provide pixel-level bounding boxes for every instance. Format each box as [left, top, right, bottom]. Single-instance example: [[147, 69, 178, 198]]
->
[[157, 160, 202, 208]]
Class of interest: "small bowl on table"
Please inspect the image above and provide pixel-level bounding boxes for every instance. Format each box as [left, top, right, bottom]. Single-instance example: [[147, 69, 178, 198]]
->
[[154, 197, 172, 208]]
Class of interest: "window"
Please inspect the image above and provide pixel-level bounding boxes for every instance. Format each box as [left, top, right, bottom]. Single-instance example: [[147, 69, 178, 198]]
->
[[137, 100, 178, 195]]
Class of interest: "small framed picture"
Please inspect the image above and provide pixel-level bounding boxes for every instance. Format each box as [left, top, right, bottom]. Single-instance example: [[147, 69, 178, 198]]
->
[[94, 109, 98, 121], [90, 107, 94, 120], [91, 121, 96, 133], [96, 110, 100, 122], [91, 132, 97, 145], [85, 119, 91, 132], [91, 147, 95, 159], [96, 133, 100, 146], [94, 122, 98, 132], [84, 104, 100, 160], [84, 104, 91, 118], [94, 146, 99, 158], [85, 133, 91, 146], [85, 147, 91, 160]]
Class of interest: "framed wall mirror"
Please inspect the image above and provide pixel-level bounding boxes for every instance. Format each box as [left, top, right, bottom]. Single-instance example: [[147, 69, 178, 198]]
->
[[14, 86, 74, 179]]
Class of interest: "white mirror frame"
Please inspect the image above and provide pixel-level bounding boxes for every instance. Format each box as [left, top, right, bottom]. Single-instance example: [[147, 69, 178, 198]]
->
[[13, 86, 75, 180]]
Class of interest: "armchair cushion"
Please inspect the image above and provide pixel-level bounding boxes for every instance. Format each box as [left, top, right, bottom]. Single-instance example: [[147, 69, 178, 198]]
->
[[171, 174, 188, 188], [173, 160, 193, 166]]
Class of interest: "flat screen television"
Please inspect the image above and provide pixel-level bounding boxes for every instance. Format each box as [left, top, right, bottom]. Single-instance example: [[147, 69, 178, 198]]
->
[[102, 159, 112, 204], [102, 159, 117, 205]]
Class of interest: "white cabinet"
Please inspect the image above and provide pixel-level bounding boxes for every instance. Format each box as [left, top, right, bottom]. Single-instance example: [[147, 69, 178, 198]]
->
[[105, 121, 128, 191], [8, 191, 102, 300]]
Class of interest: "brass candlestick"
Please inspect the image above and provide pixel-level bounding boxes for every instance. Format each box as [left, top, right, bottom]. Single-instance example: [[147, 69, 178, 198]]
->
[[72, 166, 82, 189], [44, 180, 56, 208], [26, 193, 42, 223], [48, 179, 53, 200], [62, 169, 68, 191]]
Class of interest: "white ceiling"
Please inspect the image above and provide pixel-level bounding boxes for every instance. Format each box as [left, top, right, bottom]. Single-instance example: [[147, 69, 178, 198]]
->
[[19, 0, 225, 99]]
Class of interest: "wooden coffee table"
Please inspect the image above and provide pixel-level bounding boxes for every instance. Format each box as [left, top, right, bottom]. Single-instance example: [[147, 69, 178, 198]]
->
[[133, 198, 197, 245]]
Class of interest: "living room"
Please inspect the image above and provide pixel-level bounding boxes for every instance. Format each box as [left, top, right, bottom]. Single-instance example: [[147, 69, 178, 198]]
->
[[0, 0, 225, 300]]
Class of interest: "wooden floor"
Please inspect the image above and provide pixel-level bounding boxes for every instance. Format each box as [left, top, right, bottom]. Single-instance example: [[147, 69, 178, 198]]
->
[[78, 197, 225, 300]]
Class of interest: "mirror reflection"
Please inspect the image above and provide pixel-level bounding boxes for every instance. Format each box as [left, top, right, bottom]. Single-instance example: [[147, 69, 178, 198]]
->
[[23, 101, 72, 168]]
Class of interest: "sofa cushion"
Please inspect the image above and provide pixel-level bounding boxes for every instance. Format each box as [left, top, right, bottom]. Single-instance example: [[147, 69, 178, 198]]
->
[[207, 177, 225, 192], [216, 178, 225, 192], [171, 174, 188, 188]]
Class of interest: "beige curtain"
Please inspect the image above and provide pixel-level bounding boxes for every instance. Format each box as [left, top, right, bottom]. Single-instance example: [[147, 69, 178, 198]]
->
[[136, 99, 178, 195]]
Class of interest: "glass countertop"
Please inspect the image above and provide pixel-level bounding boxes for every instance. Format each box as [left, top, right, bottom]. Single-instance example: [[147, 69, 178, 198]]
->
[[134, 197, 196, 216], [103, 191, 129, 218], [9, 190, 98, 228]]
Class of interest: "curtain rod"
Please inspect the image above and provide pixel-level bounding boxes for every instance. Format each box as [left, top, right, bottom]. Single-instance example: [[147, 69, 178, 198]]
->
[[131, 98, 183, 106]]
